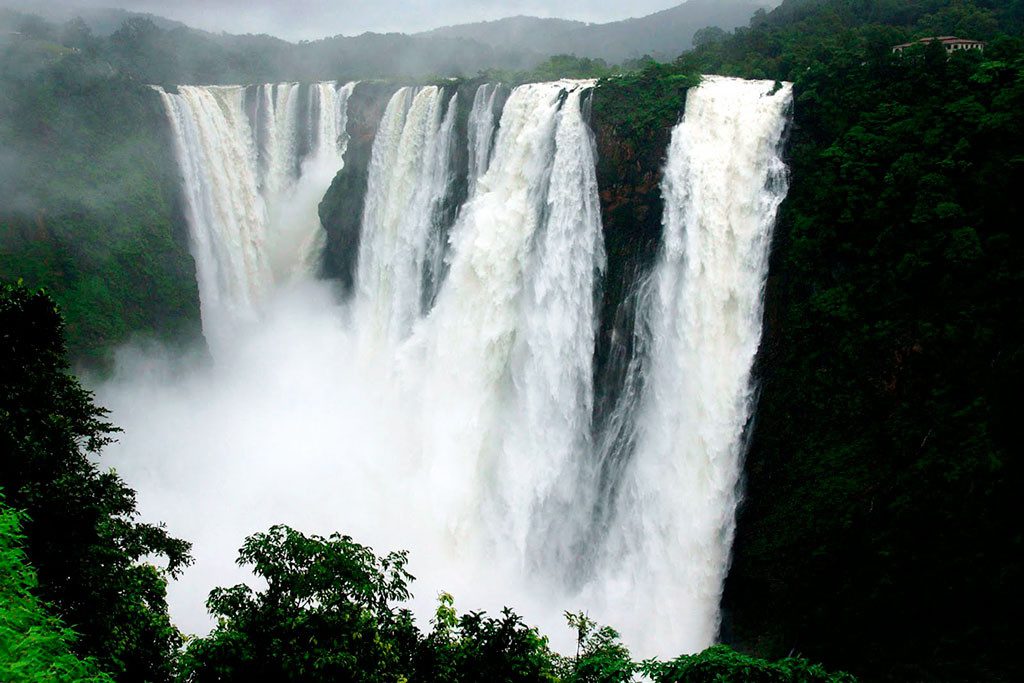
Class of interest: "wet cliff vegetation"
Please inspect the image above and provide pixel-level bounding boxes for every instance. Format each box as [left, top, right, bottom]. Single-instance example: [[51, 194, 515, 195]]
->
[[0, 19, 199, 363], [1, 0, 1023, 681]]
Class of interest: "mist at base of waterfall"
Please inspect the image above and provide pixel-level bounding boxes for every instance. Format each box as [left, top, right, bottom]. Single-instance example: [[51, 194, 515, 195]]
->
[[96, 280, 589, 653]]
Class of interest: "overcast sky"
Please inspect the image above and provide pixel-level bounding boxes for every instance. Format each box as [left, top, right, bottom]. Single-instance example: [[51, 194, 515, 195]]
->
[[17, 0, 707, 41]]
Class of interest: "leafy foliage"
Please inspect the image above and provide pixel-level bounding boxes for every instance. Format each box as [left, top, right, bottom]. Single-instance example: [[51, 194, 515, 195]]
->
[[0, 281, 191, 681], [421, 607, 558, 682], [180, 525, 567, 683], [181, 524, 418, 682], [559, 612, 635, 683], [642, 645, 856, 683], [0, 497, 113, 683], [180, 524, 851, 683]]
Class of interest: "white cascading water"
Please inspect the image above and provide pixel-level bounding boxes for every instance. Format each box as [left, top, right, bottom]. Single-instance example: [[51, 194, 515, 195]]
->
[[156, 85, 271, 344], [495, 84, 604, 575], [281, 81, 357, 280], [256, 83, 302, 200], [391, 82, 604, 583], [155, 81, 356, 348], [355, 86, 458, 347], [106, 76, 792, 660], [591, 75, 793, 654], [466, 83, 501, 195]]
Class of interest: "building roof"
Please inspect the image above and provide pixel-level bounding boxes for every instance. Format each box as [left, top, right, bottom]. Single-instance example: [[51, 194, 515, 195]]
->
[[893, 36, 986, 49]]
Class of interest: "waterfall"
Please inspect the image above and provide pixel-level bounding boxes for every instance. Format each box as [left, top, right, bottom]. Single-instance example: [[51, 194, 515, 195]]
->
[[155, 81, 356, 347], [466, 83, 502, 195], [308, 81, 356, 165], [404, 81, 598, 556], [131, 74, 793, 657], [256, 82, 302, 199], [278, 81, 356, 280], [500, 85, 604, 577], [355, 86, 458, 348], [156, 85, 271, 345], [595, 75, 793, 655]]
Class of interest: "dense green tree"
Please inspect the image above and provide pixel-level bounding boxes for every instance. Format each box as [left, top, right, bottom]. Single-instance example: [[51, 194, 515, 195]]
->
[[0, 281, 191, 681], [180, 524, 421, 682], [642, 645, 856, 683], [0, 496, 113, 683], [416, 597, 558, 683], [559, 612, 635, 683], [692, 26, 728, 48]]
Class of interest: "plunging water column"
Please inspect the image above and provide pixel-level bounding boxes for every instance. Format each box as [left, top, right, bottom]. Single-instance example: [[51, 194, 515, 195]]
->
[[594, 75, 793, 654]]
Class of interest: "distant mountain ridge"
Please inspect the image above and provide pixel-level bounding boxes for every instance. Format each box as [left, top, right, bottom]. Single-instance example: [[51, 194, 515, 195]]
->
[[0, 0, 773, 83], [1, 2, 191, 35], [422, 0, 775, 62], [4, 0, 772, 64]]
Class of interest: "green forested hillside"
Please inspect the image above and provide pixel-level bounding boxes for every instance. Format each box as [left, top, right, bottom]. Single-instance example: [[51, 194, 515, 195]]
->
[[0, 27, 198, 363], [659, 1, 1023, 680], [0, 7, 544, 86], [423, 0, 768, 63]]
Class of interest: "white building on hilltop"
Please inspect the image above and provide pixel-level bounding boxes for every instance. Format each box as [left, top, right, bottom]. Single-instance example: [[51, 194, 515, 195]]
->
[[892, 36, 986, 54]]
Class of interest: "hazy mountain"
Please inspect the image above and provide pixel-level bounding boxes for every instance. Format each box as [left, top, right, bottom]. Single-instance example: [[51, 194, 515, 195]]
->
[[420, 15, 587, 57], [1, 0, 773, 83], [423, 0, 775, 62], [1, 2, 190, 35]]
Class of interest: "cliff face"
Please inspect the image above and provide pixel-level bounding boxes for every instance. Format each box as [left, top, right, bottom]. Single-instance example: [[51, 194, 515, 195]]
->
[[587, 74, 695, 464], [318, 81, 399, 292], [589, 107, 670, 423]]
